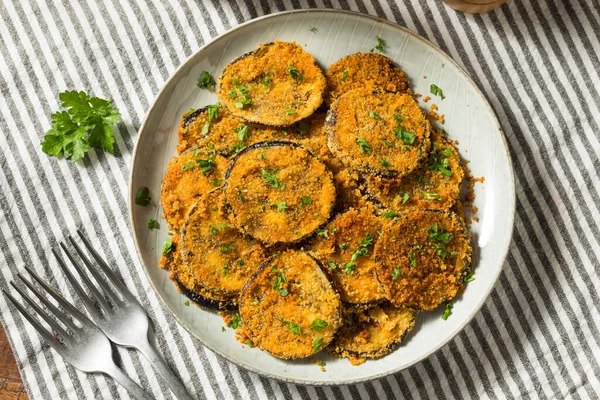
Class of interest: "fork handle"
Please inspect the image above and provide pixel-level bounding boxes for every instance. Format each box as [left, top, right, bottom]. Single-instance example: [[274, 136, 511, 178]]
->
[[104, 362, 153, 400], [136, 338, 194, 400]]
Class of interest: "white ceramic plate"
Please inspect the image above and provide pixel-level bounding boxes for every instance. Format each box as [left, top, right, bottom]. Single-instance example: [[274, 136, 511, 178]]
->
[[130, 9, 515, 385]]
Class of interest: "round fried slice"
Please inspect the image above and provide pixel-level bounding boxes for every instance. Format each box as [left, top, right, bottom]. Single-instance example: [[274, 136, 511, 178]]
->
[[177, 104, 241, 154], [225, 141, 336, 245], [326, 89, 430, 177], [217, 41, 326, 127], [239, 250, 341, 359], [159, 233, 236, 310], [160, 148, 228, 231], [366, 129, 464, 211], [181, 190, 269, 297], [375, 210, 472, 310], [329, 304, 416, 365], [325, 52, 410, 106], [309, 209, 386, 306]]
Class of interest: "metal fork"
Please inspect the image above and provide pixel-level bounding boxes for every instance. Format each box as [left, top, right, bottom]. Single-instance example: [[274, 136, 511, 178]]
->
[[2, 267, 152, 400], [55, 231, 193, 400]]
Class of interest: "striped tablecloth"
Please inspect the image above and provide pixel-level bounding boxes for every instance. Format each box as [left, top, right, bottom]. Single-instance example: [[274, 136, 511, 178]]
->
[[1, 1, 599, 399]]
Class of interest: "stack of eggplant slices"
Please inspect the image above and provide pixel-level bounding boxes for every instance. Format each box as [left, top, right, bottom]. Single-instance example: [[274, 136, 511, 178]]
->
[[160, 41, 473, 365]]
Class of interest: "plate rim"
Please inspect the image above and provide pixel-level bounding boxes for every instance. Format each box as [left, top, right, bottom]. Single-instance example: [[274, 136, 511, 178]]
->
[[129, 8, 516, 386]]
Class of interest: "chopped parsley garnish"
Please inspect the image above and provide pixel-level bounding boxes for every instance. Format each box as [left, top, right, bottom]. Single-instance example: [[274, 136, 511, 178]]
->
[[428, 223, 453, 243], [286, 66, 303, 81], [391, 268, 402, 280], [223, 264, 228, 276], [197, 71, 216, 88], [245, 340, 254, 348], [313, 337, 324, 352], [210, 223, 231, 235], [380, 158, 391, 168], [395, 126, 416, 144], [339, 243, 348, 250], [213, 178, 222, 185], [441, 303, 453, 320], [147, 219, 159, 229], [317, 360, 326, 367], [356, 137, 372, 155], [196, 154, 215, 174], [316, 228, 329, 238], [310, 26, 317, 33], [310, 319, 329, 332], [162, 237, 173, 255], [422, 191, 442, 200], [276, 317, 301, 334], [41, 90, 122, 161], [260, 169, 285, 189], [182, 161, 194, 171], [382, 210, 397, 219], [397, 190, 410, 204], [236, 125, 248, 142], [344, 233, 374, 274], [301, 196, 313, 207], [429, 145, 453, 177], [464, 269, 476, 283], [229, 313, 243, 329], [229, 143, 245, 154], [200, 103, 220, 136], [384, 140, 395, 147], [434, 244, 448, 259], [430, 84, 446, 100], [272, 270, 288, 296], [369, 111, 381, 119], [342, 70, 349, 81], [271, 201, 287, 212], [231, 80, 253, 109], [184, 300, 190, 306], [374, 36, 385, 53], [220, 241, 236, 253], [293, 121, 309, 135], [135, 186, 151, 206], [286, 108, 297, 116], [408, 251, 416, 267], [328, 261, 337, 269], [251, 300, 259, 306], [262, 71, 271, 88]]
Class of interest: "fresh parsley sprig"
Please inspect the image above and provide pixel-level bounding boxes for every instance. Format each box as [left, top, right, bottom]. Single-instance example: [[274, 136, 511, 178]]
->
[[41, 90, 121, 161]]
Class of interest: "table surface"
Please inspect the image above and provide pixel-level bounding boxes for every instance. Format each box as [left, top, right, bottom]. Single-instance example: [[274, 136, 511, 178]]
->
[[0, 326, 28, 400]]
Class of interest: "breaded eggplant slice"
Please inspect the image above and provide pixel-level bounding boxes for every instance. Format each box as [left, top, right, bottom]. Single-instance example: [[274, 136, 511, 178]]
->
[[177, 104, 242, 154], [160, 147, 228, 231], [217, 41, 326, 127], [375, 209, 472, 310], [366, 129, 464, 211], [225, 141, 336, 245], [326, 89, 430, 177], [329, 303, 416, 365], [325, 52, 410, 106], [181, 190, 268, 298], [159, 233, 236, 311], [309, 209, 386, 306], [239, 250, 341, 359]]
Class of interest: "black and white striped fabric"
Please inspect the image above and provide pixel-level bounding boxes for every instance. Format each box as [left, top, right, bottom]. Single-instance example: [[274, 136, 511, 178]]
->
[[1, 1, 598, 398]]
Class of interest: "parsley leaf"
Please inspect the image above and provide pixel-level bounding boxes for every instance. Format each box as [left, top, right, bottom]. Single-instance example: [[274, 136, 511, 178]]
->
[[380, 158, 391, 168], [262, 71, 271, 88], [196, 154, 215, 174], [422, 190, 442, 200], [41, 91, 121, 161], [408, 251, 416, 267], [184, 300, 190, 306], [147, 219, 159, 229], [369, 111, 381, 119], [197, 71, 216, 88], [441, 303, 453, 320], [260, 169, 284, 189], [135, 187, 151, 206], [276, 317, 301, 334], [356, 137, 372, 155], [316, 228, 329, 238], [162, 237, 173, 255], [286, 66, 303, 81], [429, 144, 453, 177], [236, 125, 249, 142], [344, 233, 374, 274], [310, 319, 329, 332], [428, 223, 453, 244], [271, 201, 287, 212], [313, 337, 324, 353], [310, 26, 317, 33], [430, 84, 446, 100], [397, 190, 410, 205], [395, 126, 416, 144], [382, 210, 397, 219], [220, 241, 236, 253], [464, 269, 476, 283], [375, 36, 385, 53], [200, 103, 220, 136], [328, 261, 337, 269], [342, 70, 349, 81], [301, 196, 313, 207], [229, 313, 243, 329], [391, 268, 402, 280]]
